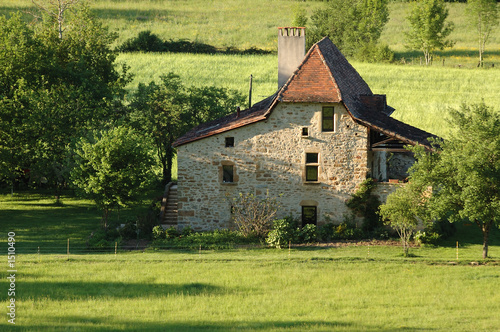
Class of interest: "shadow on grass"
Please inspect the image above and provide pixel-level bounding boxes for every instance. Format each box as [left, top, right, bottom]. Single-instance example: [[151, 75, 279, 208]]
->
[[18, 281, 227, 300], [438, 222, 500, 248], [15, 317, 435, 331]]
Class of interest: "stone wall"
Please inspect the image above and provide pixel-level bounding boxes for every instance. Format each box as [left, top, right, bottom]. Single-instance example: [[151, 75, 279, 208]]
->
[[176, 102, 370, 230]]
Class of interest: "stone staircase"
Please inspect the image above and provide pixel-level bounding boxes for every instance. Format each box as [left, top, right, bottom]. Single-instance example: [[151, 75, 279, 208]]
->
[[160, 183, 178, 229]]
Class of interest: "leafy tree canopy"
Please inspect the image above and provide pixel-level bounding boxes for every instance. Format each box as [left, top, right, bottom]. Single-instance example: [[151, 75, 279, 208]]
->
[[405, 0, 455, 65], [128, 73, 244, 185], [70, 126, 155, 227], [407, 103, 500, 258], [0, 8, 130, 190], [309, 0, 390, 59]]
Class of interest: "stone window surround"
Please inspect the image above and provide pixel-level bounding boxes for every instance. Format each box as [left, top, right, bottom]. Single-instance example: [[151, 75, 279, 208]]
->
[[219, 161, 239, 185], [300, 200, 319, 226], [321, 106, 338, 133], [303, 150, 321, 184]]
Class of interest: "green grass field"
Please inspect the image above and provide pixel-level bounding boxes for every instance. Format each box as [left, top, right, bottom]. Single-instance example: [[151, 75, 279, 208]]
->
[[1, 248, 499, 331], [1, 189, 500, 331]]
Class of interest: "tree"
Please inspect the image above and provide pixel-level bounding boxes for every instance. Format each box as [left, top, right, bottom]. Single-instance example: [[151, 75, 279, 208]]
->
[[0, 9, 130, 190], [466, 0, 499, 67], [129, 73, 244, 185], [405, 0, 455, 65], [30, 0, 80, 39], [407, 103, 500, 259], [379, 182, 429, 257], [70, 126, 155, 227], [309, 0, 389, 58]]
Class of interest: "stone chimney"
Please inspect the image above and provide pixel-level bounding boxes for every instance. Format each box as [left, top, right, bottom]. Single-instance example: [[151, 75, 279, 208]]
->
[[278, 27, 305, 88]]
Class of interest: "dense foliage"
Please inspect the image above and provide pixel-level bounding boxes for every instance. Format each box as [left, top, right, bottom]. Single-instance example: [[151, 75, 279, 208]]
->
[[309, 0, 392, 61], [128, 73, 244, 185], [401, 103, 499, 258], [70, 126, 155, 227], [0, 9, 130, 191]]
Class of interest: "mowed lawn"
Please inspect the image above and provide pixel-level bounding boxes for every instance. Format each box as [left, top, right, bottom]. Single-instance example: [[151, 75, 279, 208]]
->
[[0, 248, 499, 331], [1, 193, 500, 331]]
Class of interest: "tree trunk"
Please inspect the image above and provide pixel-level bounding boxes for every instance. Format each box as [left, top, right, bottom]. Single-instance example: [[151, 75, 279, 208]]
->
[[482, 222, 491, 259]]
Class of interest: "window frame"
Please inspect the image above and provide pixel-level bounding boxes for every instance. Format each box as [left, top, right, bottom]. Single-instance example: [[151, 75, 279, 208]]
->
[[304, 152, 319, 183], [225, 137, 234, 147], [321, 106, 336, 133], [222, 164, 234, 183], [302, 206, 317, 227]]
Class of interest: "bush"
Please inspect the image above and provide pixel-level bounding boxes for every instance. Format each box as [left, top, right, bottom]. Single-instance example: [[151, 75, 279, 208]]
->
[[152, 229, 256, 250], [152, 225, 165, 240], [355, 43, 395, 63], [298, 224, 318, 243], [231, 192, 281, 238], [118, 30, 165, 52], [87, 229, 122, 250], [266, 217, 299, 249], [165, 226, 180, 239]]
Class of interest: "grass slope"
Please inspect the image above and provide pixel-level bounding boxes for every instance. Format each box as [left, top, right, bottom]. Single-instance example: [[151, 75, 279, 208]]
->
[[0, 250, 499, 331]]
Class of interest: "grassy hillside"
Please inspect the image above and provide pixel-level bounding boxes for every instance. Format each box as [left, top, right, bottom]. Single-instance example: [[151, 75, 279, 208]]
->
[[2, 0, 499, 56]]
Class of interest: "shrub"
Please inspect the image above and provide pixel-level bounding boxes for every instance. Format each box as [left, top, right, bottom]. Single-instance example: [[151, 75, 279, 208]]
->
[[118, 30, 165, 52], [231, 192, 281, 238], [355, 43, 395, 63], [152, 225, 165, 240], [87, 229, 122, 250], [165, 226, 180, 239], [346, 178, 383, 234], [266, 217, 299, 249], [318, 223, 336, 242], [152, 229, 255, 250], [298, 224, 318, 243]]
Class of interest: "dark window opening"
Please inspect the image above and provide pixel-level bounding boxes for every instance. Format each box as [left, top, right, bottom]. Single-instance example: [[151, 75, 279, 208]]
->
[[302, 206, 317, 226], [222, 165, 234, 183], [225, 137, 234, 147], [322, 107, 334, 132], [306, 153, 318, 164], [302, 127, 309, 136], [306, 166, 318, 181]]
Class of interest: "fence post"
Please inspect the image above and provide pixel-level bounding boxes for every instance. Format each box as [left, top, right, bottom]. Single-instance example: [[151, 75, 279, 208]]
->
[[67, 238, 70, 260]]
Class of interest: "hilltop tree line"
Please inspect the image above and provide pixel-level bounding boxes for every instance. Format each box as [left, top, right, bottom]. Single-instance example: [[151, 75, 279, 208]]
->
[[296, 0, 498, 66], [0, 4, 243, 223]]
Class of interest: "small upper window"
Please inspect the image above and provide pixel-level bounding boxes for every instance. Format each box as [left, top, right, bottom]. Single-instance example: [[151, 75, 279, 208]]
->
[[225, 137, 234, 147], [322, 107, 335, 132], [302, 127, 309, 136], [222, 165, 234, 183]]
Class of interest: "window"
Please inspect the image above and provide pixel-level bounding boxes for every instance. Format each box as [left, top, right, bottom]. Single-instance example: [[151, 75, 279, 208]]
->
[[302, 127, 309, 136], [302, 206, 317, 226], [322, 106, 335, 132], [225, 137, 234, 147], [222, 165, 234, 183], [305, 153, 319, 182]]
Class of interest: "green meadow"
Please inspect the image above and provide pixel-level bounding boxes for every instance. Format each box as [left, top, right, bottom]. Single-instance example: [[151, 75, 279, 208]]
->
[[1, 193, 500, 331], [1, 248, 499, 331]]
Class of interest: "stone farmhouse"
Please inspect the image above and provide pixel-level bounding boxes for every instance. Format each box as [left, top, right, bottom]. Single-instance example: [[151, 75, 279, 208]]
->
[[167, 28, 437, 231]]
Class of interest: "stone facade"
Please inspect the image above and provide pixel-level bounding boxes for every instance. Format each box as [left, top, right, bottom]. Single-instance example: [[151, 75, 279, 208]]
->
[[176, 102, 371, 231]]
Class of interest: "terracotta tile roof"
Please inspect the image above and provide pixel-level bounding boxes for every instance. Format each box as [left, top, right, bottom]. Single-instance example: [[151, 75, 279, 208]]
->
[[173, 37, 438, 148]]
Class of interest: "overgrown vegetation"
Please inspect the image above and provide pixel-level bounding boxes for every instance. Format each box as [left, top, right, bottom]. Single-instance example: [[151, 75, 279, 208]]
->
[[118, 30, 272, 55]]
